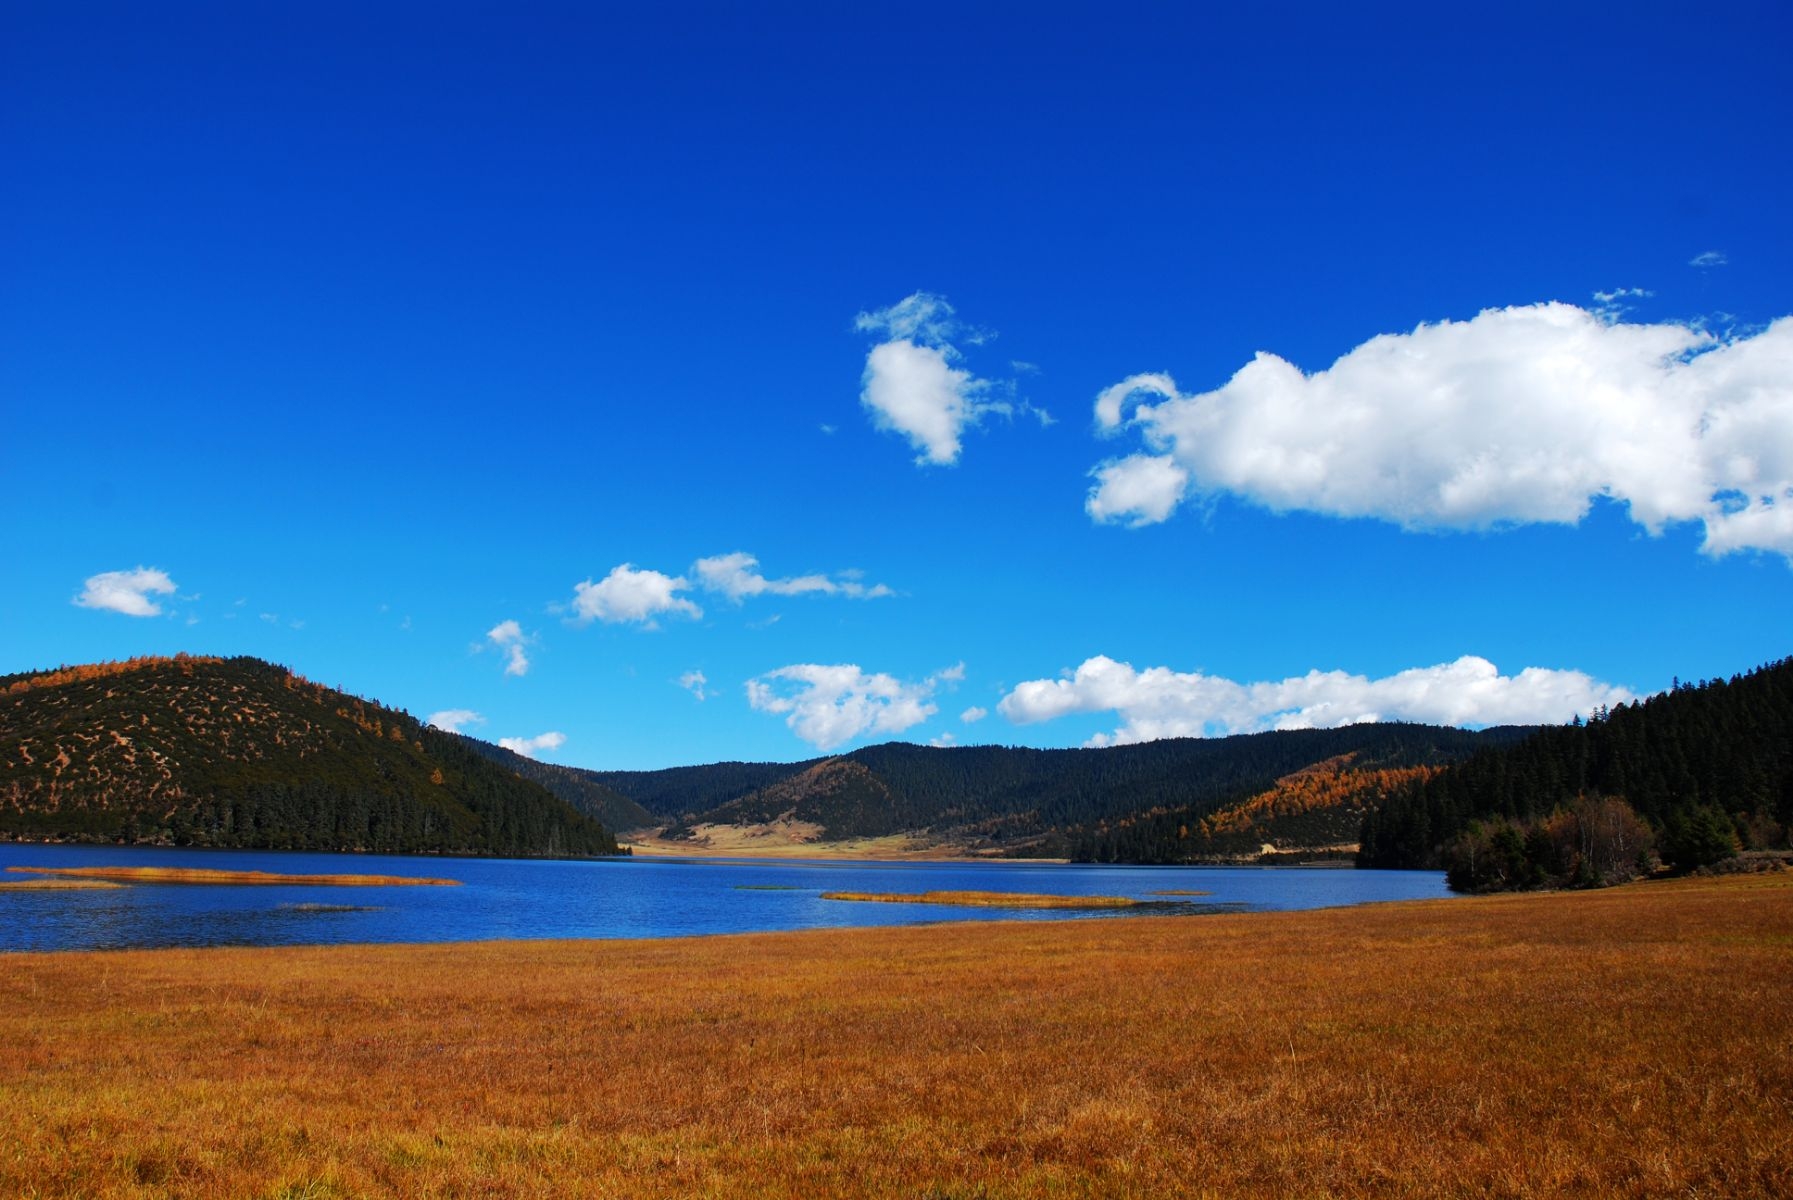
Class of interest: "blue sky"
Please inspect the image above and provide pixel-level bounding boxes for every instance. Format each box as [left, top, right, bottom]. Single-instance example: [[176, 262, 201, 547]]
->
[[5, 1, 1789, 768]]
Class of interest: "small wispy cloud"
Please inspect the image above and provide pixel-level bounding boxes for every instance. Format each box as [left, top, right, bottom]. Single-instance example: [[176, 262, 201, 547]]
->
[[499, 731, 567, 760], [427, 709, 485, 734], [1689, 250, 1728, 268], [692, 552, 893, 603], [73, 567, 177, 617], [486, 619, 532, 676], [569, 564, 702, 627], [679, 670, 710, 701], [1591, 287, 1652, 322]]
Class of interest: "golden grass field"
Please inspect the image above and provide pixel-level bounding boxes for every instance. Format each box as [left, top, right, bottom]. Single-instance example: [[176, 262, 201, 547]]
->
[[2, 874, 1789, 1198], [0, 878, 126, 890], [4, 866, 459, 887]]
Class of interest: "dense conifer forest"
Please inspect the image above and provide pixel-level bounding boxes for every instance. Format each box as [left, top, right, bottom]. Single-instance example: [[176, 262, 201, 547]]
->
[[602, 725, 1533, 858], [0, 656, 619, 856], [452, 734, 655, 834], [1360, 657, 1793, 885]]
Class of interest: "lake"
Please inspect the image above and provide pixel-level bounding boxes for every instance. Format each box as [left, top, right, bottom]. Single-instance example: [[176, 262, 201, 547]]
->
[[0, 843, 1453, 952]]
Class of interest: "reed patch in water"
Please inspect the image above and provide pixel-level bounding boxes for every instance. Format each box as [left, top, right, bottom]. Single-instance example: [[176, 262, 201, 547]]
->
[[5, 866, 459, 887]]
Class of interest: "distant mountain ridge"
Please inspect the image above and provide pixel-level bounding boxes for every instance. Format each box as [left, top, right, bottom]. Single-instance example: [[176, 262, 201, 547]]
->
[[452, 734, 655, 834], [590, 725, 1537, 859], [24, 651, 1778, 870], [0, 655, 618, 857]]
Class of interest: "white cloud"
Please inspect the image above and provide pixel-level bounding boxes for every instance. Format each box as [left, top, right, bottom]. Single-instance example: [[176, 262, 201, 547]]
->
[[570, 564, 701, 626], [498, 731, 567, 759], [861, 339, 988, 466], [855, 291, 1021, 466], [692, 552, 892, 602], [73, 567, 177, 617], [1086, 454, 1190, 527], [856, 291, 987, 346], [1690, 251, 1728, 268], [1087, 303, 1793, 559], [999, 655, 1634, 747], [746, 663, 957, 751], [427, 709, 485, 734], [486, 619, 531, 676], [929, 732, 958, 747], [1591, 287, 1653, 322], [960, 706, 988, 723], [679, 670, 709, 701]]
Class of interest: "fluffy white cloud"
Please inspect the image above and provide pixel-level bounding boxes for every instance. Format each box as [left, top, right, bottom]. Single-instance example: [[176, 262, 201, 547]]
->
[[1087, 303, 1793, 559], [692, 552, 892, 602], [960, 705, 988, 723], [999, 655, 1635, 747], [486, 619, 531, 676], [746, 663, 956, 751], [570, 564, 701, 626], [427, 709, 485, 734], [678, 669, 709, 701], [73, 567, 177, 617], [856, 292, 1019, 466], [499, 731, 566, 759], [1086, 454, 1189, 527], [861, 339, 987, 466]]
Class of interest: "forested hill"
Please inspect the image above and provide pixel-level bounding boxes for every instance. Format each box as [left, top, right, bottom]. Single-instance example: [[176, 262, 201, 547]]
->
[[0, 655, 619, 857], [599, 725, 1534, 859], [1360, 656, 1793, 871], [452, 734, 655, 833], [582, 758, 827, 822]]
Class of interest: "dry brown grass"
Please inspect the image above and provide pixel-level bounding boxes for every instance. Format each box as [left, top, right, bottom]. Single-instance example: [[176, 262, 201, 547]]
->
[[822, 889, 1142, 909], [5, 866, 459, 887], [0, 878, 126, 890], [3, 875, 1790, 1198]]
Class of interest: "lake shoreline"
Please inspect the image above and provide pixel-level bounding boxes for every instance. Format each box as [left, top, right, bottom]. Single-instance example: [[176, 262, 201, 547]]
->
[[0, 841, 1454, 953]]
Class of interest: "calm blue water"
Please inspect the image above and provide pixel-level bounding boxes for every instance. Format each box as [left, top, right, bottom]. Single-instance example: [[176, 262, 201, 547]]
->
[[0, 843, 1452, 952]]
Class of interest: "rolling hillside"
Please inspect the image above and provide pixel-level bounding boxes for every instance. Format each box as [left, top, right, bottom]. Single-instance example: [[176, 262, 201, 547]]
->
[[0, 655, 619, 857], [602, 725, 1534, 859]]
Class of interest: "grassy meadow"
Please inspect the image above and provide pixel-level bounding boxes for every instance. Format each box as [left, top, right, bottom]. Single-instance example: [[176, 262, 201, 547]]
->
[[4, 867, 459, 887], [2, 874, 1790, 1198]]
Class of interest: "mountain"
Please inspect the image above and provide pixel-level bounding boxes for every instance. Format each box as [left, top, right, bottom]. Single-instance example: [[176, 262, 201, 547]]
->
[[582, 758, 827, 820], [0, 655, 619, 857], [453, 734, 656, 833], [1080, 753, 1447, 864], [1360, 656, 1793, 873], [601, 724, 1535, 859]]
